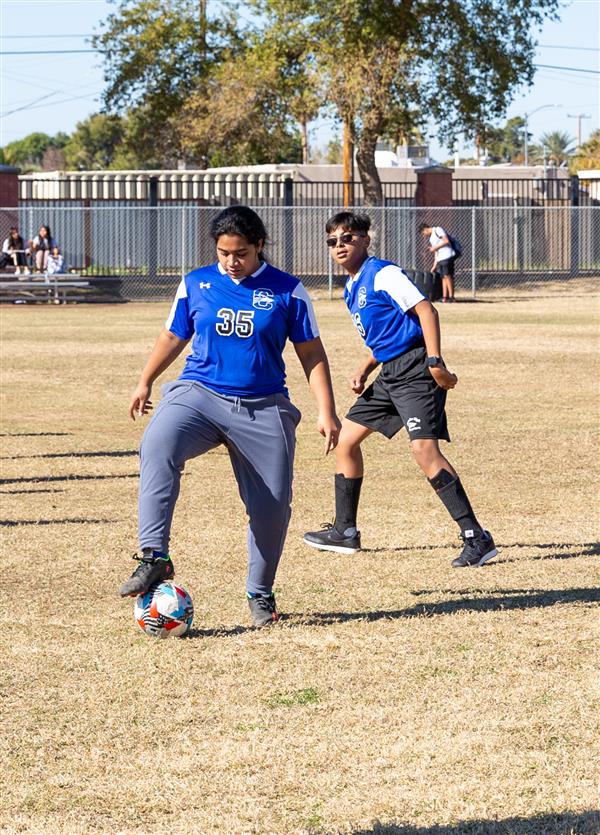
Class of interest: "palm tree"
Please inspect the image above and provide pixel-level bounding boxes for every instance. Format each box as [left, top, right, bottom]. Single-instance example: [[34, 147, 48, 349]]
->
[[538, 131, 575, 166]]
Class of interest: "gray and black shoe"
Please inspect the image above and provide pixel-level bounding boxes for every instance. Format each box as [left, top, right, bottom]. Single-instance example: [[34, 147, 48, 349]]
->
[[119, 549, 174, 597], [303, 523, 361, 554], [247, 593, 279, 627], [452, 530, 497, 568]]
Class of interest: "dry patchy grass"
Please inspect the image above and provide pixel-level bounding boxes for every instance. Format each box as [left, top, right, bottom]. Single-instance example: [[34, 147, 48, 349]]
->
[[1, 294, 599, 835]]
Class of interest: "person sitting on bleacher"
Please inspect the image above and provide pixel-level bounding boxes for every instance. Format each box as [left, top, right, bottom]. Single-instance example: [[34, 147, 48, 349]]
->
[[1, 227, 31, 278], [30, 224, 58, 273], [46, 246, 66, 275]]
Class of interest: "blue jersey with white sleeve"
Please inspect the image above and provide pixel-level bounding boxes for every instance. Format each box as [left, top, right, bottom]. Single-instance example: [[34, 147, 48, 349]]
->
[[166, 261, 319, 397], [344, 256, 425, 362]]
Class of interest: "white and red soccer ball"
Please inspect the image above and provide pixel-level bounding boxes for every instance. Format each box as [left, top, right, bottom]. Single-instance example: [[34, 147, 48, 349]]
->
[[134, 582, 194, 638]]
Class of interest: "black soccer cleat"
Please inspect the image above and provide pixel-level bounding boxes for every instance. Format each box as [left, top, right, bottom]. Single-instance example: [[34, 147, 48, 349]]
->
[[452, 530, 498, 568], [119, 549, 175, 597], [247, 593, 280, 627], [303, 523, 361, 554]]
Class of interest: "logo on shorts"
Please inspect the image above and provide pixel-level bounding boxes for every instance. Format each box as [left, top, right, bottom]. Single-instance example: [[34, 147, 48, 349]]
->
[[358, 286, 367, 308], [406, 417, 421, 433], [253, 288, 274, 310]]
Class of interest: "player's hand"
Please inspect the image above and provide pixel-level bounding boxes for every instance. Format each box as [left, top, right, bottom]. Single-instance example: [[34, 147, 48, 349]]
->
[[429, 366, 458, 390], [349, 370, 369, 394], [318, 412, 342, 455], [129, 383, 153, 420]]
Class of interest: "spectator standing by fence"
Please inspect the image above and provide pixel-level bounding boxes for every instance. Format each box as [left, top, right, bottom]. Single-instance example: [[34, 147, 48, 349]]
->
[[1, 227, 30, 277], [419, 223, 456, 303], [30, 225, 58, 273]]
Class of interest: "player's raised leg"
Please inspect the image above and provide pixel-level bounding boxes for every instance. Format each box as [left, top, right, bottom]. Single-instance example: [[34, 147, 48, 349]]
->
[[119, 383, 222, 597], [304, 418, 372, 553], [410, 437, 497, 567]]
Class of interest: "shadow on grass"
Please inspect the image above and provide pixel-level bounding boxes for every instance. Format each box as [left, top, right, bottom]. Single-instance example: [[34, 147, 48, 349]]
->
[[0, 473, 138, 485], [0, 449, 138, 460], [186, 587, 599, 640], [0, 517, 117, 527], [361, 541, 599, 562], [0, 432, 72, 437], [0, 488, 65, 494], [292, 587, 599, 627], [350, 809, 600, 834]]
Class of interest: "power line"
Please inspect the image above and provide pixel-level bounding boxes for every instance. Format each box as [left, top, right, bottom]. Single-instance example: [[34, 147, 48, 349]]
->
[[0, 49, 96, 55], [535, 63, 600, 74], [1, 34, 93, 39], [538, 44, 600, 51]]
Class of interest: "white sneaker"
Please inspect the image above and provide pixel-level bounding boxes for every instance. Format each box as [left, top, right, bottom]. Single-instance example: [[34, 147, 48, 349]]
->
[[15, 267, 22, 275], [24, 267, 31, 275]]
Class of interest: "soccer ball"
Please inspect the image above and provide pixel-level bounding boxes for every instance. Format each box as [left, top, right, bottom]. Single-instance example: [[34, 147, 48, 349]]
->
[[134, 582, 194, 639]]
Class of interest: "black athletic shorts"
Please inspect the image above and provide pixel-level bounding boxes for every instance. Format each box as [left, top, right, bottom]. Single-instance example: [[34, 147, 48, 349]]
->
[[436, 257, 455, 278], [346, 341, 450, 442]]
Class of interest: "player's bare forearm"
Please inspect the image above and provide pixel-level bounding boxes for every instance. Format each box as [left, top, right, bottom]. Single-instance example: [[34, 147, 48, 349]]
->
[[350, 352, 379, 393], [129, 328, 189, 420], [412, 300, 457, 390], [294, 338, 341, 453]]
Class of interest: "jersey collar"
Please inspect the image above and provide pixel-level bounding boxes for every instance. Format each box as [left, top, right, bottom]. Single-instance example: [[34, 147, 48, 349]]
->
[[217, 261, 267, 283], [345, 255, 372, 290]]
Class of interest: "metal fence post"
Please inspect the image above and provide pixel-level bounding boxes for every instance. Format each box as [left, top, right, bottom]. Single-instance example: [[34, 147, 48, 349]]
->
[[148, 176, 158, 285], [328, 206, 333, 299], [284, 177, 294, 275], [471, 206, 476, 298], [570, 175, 579, 277], [181, 205, 186, 282]]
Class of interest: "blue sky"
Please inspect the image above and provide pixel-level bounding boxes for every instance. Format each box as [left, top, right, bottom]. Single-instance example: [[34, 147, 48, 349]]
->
[[1, 0, 598, 162]]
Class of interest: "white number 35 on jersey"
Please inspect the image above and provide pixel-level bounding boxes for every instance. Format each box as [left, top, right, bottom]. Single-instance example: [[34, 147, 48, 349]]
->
[[216, 308, 255, 338]]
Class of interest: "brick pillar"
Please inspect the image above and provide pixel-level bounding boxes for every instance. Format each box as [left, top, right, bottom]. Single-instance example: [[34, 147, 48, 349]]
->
[[0, 165, 20, 230], [416, 165, 452, 207], [416, 166, 453, 271]]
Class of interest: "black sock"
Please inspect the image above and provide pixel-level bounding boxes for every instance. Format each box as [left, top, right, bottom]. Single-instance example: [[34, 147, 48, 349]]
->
[[334, 473, 363, 534], [428, 469, 482, 535]]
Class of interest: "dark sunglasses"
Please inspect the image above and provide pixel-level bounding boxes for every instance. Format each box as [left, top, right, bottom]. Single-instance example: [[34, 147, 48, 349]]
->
[[326, 232, 365, 247]]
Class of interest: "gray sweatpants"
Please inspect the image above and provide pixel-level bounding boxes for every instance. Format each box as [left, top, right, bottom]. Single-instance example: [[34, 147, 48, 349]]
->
[[138, 380, 301, 595]]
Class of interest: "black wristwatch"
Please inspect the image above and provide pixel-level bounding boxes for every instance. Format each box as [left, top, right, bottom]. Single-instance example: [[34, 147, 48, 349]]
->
[[427, 356, 443, 368]]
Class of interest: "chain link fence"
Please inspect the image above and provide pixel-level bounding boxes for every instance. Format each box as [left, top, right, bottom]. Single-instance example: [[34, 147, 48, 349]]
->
[[1, 205, 598, 301]]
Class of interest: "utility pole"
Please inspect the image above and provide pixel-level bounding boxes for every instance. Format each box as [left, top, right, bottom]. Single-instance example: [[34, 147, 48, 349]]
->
[[199, 0, 207, 57], [567, 113, 591, 149], [342, 119, 354, 207]]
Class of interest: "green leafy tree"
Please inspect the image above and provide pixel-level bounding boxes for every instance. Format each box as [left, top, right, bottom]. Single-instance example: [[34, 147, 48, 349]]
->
[[570, 129, 600, 173], [180, 30, 308, 166], [481, 117, 527, 163], [249, 0, 561, 204], [93, 0, 241, 166], [62, 114, 128, 170], [2, 132, 68, 171]]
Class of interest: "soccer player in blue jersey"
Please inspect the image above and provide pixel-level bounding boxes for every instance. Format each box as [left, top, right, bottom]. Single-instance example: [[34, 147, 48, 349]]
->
[[119, 206, 341, 625], [304, 211, 497, 568]]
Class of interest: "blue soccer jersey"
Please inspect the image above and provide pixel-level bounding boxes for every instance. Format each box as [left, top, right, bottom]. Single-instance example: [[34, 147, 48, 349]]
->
[[344, 257, 426, 362], [166, 261, 319, 396]]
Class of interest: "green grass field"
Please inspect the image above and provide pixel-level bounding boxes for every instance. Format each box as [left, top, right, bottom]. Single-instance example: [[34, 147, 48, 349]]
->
[[1, 293, 599, 834]]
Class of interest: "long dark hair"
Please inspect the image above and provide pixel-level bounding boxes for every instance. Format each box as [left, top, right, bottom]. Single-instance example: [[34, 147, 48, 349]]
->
[[8, 228, 23, 250], [38, 225, 52, 249], [210, 206, 267, 257]]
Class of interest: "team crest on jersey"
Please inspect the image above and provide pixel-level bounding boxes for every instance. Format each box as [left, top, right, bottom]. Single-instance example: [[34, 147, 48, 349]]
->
[[253, 288, 274, 310], [358, 286, 367, 308]]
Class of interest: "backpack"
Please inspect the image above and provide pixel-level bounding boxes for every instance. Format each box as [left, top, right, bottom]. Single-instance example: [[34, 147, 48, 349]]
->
[[447, 233, 462, 258]]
